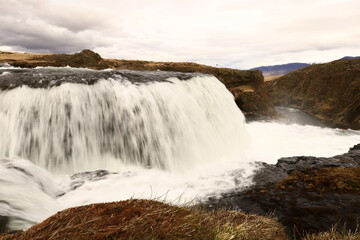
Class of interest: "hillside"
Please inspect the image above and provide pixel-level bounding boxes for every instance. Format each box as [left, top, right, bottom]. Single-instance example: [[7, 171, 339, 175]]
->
[[267, 58, 360, 129], [251, 56, 360, 77]]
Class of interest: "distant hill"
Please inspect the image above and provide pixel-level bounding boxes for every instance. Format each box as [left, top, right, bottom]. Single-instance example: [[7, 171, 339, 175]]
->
[[251, 56, 360, 77], [250, 63, 310, 77], [340, 56, 360, 60]]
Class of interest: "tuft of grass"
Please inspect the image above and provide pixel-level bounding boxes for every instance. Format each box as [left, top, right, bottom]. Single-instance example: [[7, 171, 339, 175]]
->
[[303, 227, 360, 240], [264, 75, 284, 81], [211, 210, 287, 240]]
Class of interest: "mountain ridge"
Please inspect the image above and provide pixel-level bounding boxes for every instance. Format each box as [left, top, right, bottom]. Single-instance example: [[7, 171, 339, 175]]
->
[[251, 56, 360, 77], [251, 62, 310, 77]]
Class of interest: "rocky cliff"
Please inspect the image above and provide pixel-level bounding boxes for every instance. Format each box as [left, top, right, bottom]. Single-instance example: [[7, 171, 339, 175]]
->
[[0, 50, 276, 120], [267, 58, 360, 129]]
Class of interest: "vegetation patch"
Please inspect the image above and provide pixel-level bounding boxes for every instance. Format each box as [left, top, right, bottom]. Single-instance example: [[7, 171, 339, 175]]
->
[[276, 167, 360, 193], [303, 227, 360, 240]]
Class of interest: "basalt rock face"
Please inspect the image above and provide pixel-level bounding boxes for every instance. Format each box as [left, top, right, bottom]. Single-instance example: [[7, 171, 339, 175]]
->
[[267, 58, 360, 129], [205, 144, 360, 238], [0, 50, 276, 120], [0, 68, 200, 90]]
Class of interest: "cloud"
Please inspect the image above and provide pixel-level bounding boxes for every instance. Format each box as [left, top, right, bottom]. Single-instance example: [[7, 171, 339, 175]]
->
[[0, 0, 359, 68], [0, 0, 114, 53]]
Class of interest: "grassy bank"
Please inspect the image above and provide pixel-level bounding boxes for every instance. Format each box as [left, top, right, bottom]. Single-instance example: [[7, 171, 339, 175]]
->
[[0, 199, 358, 240]]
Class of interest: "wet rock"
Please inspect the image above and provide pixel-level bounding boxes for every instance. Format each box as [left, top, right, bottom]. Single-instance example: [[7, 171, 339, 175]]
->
[[63, 170, 117, 194], [0, 68, 201, 90], [71, 169, 114, 181], [0, 216, 9, 233], [204, 144, 360, 238], [251, 162, 288, 187]]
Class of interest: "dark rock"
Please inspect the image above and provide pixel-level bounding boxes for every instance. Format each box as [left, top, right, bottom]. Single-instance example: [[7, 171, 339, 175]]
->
[[0, 216, 9, 233], [251, 162, 288, 187], [275, 143, 360, 173], [349, 143, 360, 153], [0, 68, 202, 90], [267, 58, 360, 130], [276, 155, 360, 173], [204, 144, 360, 238], [231, 87, 277, 121], [61, 170, 117, 195], [70, 169, 114, 181], [0, 62, 11, 68]]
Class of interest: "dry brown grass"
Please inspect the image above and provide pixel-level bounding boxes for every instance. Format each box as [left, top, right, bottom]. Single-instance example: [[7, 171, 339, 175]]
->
[[0, 199, 359, 240], [211, 210, 287, 240], [304, 227, 360, 240], [264, 75, 283, 81], [276, 167, 360, 193], [0, 199, 287, 240], [228, 85, 255, 93], [0, 51, 50, 62]]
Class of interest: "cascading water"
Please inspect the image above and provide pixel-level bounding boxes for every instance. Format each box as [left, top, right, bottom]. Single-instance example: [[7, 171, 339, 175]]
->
[[0, 68, 248, 174], [0, 66, 359, 233]]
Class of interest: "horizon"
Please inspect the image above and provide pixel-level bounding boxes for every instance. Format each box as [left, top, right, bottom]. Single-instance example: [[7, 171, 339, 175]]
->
[[0, 0, 359, 69]]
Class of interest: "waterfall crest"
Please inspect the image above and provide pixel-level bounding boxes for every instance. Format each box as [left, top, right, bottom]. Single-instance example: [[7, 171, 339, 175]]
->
[[0, 68, 248, 173]]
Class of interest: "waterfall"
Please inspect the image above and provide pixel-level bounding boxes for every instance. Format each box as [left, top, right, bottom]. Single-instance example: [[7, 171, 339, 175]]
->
[[0, 68, 248, 174]]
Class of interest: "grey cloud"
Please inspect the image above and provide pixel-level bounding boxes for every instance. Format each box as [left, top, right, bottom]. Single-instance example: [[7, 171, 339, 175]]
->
[[37, 5, 111, 33], [0, 0, 114, 53], [0, 21, 108, 53], [0, 0, 359, 68]]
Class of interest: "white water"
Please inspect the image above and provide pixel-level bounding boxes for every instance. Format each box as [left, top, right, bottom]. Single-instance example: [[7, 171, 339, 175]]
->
[[0, 158, 63, 231], [57, 122, 360, 208], [0, 67, 359, 232], [246, 122, 360, 163], [0, 75, 248, 174]]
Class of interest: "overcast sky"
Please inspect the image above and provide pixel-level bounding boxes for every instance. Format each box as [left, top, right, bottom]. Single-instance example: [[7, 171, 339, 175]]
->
[[0, 0, 359, 69]]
